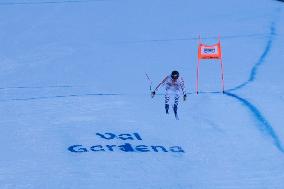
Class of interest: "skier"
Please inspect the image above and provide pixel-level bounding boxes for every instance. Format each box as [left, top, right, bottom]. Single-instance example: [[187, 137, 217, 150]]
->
[[151, 70, 187, 119]]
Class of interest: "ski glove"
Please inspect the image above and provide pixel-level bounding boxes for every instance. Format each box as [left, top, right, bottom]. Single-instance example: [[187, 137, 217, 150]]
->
[[151, 91, 156, 98], [183, 94, 187, 101]]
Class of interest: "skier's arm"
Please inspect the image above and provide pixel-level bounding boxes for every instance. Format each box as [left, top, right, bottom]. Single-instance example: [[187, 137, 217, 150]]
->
[[151, 76, 168, 97]]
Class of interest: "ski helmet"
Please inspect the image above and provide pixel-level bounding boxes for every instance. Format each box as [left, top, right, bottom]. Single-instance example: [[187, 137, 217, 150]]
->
[[171, 70, 179, 79]]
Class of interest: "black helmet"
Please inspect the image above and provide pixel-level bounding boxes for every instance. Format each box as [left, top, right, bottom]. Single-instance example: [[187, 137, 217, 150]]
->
[[171, 70, 179, 79]]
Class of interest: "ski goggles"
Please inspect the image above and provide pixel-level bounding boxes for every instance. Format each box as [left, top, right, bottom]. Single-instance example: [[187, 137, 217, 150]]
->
[[171, 74, 179, 79]]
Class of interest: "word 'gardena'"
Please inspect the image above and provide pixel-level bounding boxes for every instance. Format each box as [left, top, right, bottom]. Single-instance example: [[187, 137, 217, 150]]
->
[[68, 132, 185, 153], [68, 143, 184, 153]]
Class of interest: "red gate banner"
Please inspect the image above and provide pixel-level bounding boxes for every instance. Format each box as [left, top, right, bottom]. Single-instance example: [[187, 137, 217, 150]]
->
[[198, 43, 222, 59], [196, 36, 224, 94]]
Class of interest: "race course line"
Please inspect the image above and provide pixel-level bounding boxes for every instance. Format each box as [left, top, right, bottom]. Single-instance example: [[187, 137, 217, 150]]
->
[[224, 92, 284, 152], [227, 21, 277, 92], [0, 85, 73, 90], [223, 8, 284, 153], [0, 0, 109, 6], [0, 93, 121, 102]]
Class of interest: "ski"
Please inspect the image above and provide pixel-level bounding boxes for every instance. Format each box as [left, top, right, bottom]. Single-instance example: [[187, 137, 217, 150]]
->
[[173, 105, 179, 120], [174, 112, 179, 120]]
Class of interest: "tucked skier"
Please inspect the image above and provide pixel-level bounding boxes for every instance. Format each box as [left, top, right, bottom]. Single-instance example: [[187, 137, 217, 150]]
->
[[151, 71, 187, 119]]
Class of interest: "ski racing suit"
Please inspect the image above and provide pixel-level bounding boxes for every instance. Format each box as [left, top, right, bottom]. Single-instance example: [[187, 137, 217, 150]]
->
[[153, 75, 186, 113]]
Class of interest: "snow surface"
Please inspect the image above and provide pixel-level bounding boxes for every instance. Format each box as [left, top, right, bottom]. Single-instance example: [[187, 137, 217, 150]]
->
[[1, 0, 284, 188]]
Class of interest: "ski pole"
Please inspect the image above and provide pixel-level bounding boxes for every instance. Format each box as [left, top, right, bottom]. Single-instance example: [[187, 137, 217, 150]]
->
[[145, 73, 152, 91]]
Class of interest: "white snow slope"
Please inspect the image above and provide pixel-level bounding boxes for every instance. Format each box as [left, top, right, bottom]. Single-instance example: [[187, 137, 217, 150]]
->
[[1, 0, 284, 188]]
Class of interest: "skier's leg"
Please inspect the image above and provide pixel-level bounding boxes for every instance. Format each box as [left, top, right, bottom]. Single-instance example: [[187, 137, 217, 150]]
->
[[174, 94, 179, 109], [165, 93, 170, 114], [173, 94, 180, 119]]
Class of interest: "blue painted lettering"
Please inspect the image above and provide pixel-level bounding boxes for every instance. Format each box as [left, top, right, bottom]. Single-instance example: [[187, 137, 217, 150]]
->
[[170, 146, 185, 153], [151, 146, 168, 152], [135, 145, 150, 152], [106, 145, 116, 151], [68, 145, 88, 153], [96, 132, 143, 141], [90, 145, 105, 152], [133, 133, 142, 140], [118, 134, 134, 140], [118, 143, 135, 152], [96, 133, 116, 140], [68, 144, 185, 153]]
